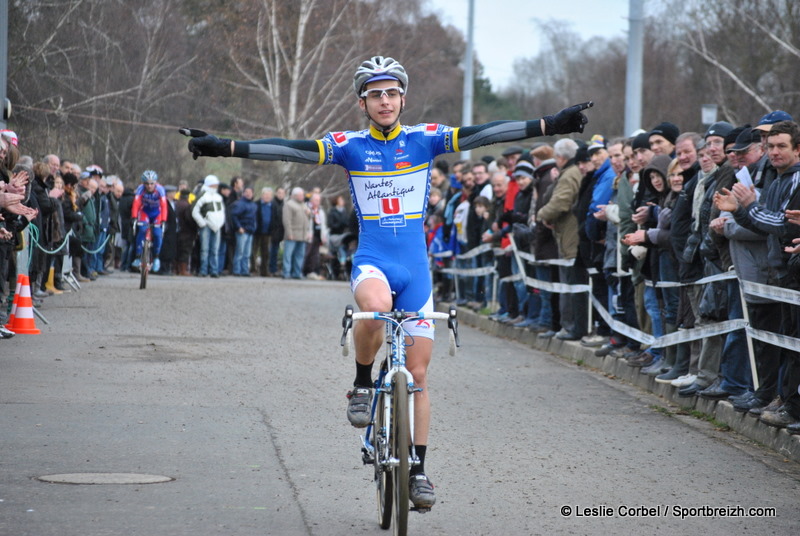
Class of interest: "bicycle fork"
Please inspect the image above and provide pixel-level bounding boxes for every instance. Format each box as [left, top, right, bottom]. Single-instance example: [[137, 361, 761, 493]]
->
[[360, 366, 421, 470]]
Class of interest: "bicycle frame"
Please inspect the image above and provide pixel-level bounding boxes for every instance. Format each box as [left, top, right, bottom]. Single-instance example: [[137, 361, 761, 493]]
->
[[341, 306, 458, 534], [367, 313, 420, 470]]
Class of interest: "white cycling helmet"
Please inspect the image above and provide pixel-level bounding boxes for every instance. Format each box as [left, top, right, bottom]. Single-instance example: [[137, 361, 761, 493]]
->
[[353, 56, 408, 96], [141, 169, 158, 183]]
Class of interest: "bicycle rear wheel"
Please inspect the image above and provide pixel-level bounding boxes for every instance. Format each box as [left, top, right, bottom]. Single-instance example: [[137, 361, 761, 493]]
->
[[391, 377, 409, 536], [374, 390, 392, 529], [139, 239, 150, 289]]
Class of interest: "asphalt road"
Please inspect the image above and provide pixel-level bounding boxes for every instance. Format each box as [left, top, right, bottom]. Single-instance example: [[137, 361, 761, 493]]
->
[[1, 273, 798, 536]]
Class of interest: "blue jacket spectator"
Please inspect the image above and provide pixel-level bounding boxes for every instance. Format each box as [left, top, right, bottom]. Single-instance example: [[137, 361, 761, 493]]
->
[[231, 193, 258, 234]]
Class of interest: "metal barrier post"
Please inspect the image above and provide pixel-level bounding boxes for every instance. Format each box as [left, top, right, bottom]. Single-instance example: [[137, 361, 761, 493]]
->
[[738, 279, 759, 390]]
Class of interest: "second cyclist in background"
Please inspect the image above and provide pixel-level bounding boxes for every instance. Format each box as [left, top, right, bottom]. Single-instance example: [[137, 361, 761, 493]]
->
[[131, 170, 167, 273]]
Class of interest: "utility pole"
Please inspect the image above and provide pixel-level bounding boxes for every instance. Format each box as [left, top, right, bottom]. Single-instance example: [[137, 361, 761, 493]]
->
[[624, 0, 644, 136], [461, 0, 475, 159]]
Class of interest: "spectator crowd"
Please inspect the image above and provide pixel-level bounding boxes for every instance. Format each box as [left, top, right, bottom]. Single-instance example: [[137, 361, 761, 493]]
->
[[3, 110, 800, 436], [422, 111, 800, 437]]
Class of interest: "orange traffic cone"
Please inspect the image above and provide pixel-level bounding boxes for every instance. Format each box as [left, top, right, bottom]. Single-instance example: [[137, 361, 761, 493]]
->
[[5, 275, 40, 334], [4, 275, 22, 330]]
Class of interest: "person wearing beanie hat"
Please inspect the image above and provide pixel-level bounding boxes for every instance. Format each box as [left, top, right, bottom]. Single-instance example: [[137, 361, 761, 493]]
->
[[587, 134, 606, 154], [511, 159, 534, 179], [632, 131, 655, 170], [649, 121, 680, 157], [574, 145, 589, 163], [192, 174, 226, 277], [704, 121, 734, 141], [704, 121, 734, 169]]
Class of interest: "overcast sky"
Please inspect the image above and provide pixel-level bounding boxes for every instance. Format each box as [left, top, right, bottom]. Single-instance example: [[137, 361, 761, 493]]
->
[[425, 0, 634, 90]]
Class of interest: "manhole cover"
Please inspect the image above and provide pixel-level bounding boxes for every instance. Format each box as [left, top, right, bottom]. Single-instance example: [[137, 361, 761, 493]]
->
[[37, 473, 174, 485]]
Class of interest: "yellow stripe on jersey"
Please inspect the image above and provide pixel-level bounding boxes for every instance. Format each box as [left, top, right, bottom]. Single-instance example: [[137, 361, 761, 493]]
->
[[315, 139, 326, 165], [452, 127, 461, 153], [363, 213, 423, 220]]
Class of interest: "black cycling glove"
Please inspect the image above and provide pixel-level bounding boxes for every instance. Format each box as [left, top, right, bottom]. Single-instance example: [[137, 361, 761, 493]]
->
[[543, 102, 593, 135], [181, 128, 232, 160]]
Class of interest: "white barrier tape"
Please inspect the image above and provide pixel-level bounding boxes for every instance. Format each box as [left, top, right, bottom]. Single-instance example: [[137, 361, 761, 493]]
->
[[515, 250, 577, 267], [516, 250, 536, 264], [589, 294, 746, 348], [652, 320, 747, 347], [523, 275, 591, 295], [500, 273, 523, 284], [645, 270, 738, 288], [456, 243, 493, 260], [430, 250, 455, 259], [590, 294, 655, 345], [740, 280, 800, 306], [440, 266, 497, 277], [746, 327, 800, 353], [493, 245, 514, 256]]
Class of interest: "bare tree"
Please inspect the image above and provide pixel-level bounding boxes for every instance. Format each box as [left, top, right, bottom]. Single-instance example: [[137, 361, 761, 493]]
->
[[667, 0, 800, 124], [190, 0, 468, 195], [10, 0, 196, 181]]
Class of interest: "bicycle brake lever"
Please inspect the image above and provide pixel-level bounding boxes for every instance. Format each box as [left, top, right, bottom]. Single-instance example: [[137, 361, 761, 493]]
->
[[447, 306, 460, 347]]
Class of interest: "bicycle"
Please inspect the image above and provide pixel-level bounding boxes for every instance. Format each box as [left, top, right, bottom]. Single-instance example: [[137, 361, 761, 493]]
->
[[135, 222, 157, 290], [340, 305, 459, 535]]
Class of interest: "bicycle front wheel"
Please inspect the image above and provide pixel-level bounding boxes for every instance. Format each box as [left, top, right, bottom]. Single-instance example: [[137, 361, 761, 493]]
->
[[391, 377, 410, 536], [139, 239, 150, 290], [374, 390, 392, 530]]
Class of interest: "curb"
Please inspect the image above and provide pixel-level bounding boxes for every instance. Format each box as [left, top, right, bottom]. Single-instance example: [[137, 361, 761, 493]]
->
[[450, 305, 800, 464]]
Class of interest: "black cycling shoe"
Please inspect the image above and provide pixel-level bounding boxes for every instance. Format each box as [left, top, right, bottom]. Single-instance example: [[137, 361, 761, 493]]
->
[[409, 474, 436, 508], [346, 387, 372, 428]]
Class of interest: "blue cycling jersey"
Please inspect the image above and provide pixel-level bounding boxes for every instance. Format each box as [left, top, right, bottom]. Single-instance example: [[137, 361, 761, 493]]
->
[[132, 183, 168, 221], [320, 123, 458, 331], [235, 118, 544, 338]]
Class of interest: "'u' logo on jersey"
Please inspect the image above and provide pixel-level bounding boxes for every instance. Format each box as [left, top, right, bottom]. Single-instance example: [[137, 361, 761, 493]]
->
[[379, 197, 406, 227]]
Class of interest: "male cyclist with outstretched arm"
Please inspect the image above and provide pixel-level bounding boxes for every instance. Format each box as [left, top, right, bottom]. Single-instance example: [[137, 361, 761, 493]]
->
[[184, 56, 592, 509], [131, 170, 168, 273]]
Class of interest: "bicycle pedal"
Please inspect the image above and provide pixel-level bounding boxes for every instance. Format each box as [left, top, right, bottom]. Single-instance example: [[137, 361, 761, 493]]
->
[[411, 506, 431, 514]]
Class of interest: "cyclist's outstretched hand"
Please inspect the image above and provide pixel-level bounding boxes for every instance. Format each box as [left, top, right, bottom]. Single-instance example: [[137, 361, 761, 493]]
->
[[180, 127, 232, 160], [543, 101, 593, 135]]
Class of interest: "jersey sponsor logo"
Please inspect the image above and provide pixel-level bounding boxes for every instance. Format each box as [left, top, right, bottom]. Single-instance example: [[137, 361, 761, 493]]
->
[[395, 161, 411, 170], [365, 150, 380, 156], [324, 141, 334, 163], [444, 132, 452, 152], [415, 319, 431, 329], [379, 197, 406, 227], [332, 131, 348, 146], [364, 177, 416, 201], [365, 165, 382, 171], [424, 123, 438, 136], [365, 157, 382, 164]]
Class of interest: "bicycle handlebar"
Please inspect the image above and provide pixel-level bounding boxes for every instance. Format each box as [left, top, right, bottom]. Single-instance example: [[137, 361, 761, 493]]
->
[[341, 306, 460, 356], [349, 311, 453, 321]]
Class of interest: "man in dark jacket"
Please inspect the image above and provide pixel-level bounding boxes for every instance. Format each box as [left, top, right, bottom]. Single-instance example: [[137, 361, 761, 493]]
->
[[253, 187, 275, 277], [718, 120, 800, 429], [230, 186, 258, 276], [174, 187, 197, 276], [269, 187, 285, 276], [117, 185, 136, 271]]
